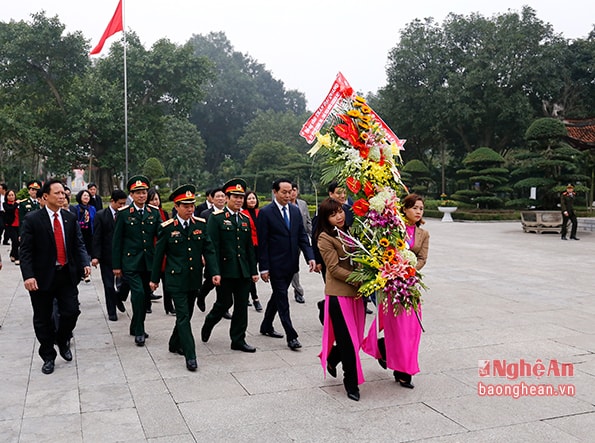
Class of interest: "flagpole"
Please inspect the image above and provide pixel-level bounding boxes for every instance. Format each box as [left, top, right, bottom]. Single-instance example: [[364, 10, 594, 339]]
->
[[123, 0, 129, 183]]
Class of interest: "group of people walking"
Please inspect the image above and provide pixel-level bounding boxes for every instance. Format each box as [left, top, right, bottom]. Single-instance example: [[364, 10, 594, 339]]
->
[[3, 175, 429, 403]]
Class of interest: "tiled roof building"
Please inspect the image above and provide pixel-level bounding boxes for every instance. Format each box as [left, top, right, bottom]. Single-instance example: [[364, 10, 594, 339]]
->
[[564, 118, 595, 151]]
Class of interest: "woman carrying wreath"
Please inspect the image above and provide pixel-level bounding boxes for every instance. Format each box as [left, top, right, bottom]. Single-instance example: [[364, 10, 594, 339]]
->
[[315, 197, 366, 401], [362, 193, 429, 388]]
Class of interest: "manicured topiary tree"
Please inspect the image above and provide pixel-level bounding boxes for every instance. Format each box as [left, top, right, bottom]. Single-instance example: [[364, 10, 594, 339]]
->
[[452, 147, 509, 208], [509, 118, 586, 209]]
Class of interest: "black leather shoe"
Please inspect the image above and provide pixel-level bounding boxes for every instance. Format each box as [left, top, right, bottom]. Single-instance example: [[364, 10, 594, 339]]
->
[[146, 307, 152, 314], [378, 358, 387, 370], [165, 308, 176, 315], [169, 346, 184, 356], [41, 360, 54, 374], [196, 295, 206, 312], [295, 293, 305, 304], [135, 335, 145, 346], [129, 332, 149, 338], [150, 294, 162, 300], [59, 343, 72, 361], [326, 362, 337, 378], [223, 310, 232, 319], [41, 359, 55, 374], [366, 307, 374, 314], [108, 314, 118, 321], [201, 325, 211, 343], [394, 371, 414, 388], [287, 338, 302, 350], [253, 300, 263, 312], [247, 300, 252, 307], [261, 330, 284, 339], [186, 359, 198, 371], [571, 236, 580, 240], [346, 390, 360, 401], [231, 342, 256, 353], [116, 300, 126, 313], [561, 236, 567, 240]]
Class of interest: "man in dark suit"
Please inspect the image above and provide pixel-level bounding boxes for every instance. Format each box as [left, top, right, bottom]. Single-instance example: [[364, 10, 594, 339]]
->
[[19, 179, 91, 374], [150, 185, 217, 370], [92, 189, 128, 321], [112, 175, 161, 346], [201, 178, 259, 353], [194, 188, 212, 216], [87, 182, 103, 211], [257, 178, 316, 350]]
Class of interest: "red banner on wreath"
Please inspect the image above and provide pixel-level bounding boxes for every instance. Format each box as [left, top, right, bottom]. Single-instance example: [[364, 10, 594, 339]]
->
[[300, 72, 405, 149]]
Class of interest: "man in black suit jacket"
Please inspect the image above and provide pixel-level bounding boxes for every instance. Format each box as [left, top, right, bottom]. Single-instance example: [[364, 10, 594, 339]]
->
[[92, 189, 128, 321], [20, 179, 91, 374], [87, 182, 103, 211], [257, 178, 316, 350]]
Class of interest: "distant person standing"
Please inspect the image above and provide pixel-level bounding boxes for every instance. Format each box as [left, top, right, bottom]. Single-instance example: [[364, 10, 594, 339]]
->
[[257, 178, 316, 351], [18, 180, 42, 234], [150, 185, 216, 371], [112, 176, 161, 347], [87, 182, 103, 211], [19, 179, 91, 374], [72, 189, 97, 264], [290, 182, 312, 304], [241, 190, 263, 312], [3, 189, 20, 264], [92, 189, 128, 321], [561, 184, 579, 241], [0, 183, 7, 245]]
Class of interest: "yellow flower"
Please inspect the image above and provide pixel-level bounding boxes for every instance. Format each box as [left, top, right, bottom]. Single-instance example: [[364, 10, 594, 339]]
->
[[396, 238, 406, 250], [347, 109, 362, 119], [354, 96, 367, 106], [307, 132, 332, 157], [379, 238, 390, 247], [360, 105, 371, 114], [358, 121, 370, 130]]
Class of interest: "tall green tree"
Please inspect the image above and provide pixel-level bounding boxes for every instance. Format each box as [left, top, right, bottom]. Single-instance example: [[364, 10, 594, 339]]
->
[[188, 32, 307, 176]]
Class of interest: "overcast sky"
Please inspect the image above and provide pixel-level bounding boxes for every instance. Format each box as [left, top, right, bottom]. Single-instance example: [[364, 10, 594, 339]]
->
[[4, 1, 594, 110]]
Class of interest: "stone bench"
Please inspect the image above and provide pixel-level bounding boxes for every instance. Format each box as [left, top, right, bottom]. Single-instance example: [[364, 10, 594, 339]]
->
[[578, 217, 595, 232], [520, 211, 562, 234]]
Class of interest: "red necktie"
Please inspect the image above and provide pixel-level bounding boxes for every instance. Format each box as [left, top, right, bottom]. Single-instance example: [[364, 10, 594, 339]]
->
[[54, 213, 67, 266]]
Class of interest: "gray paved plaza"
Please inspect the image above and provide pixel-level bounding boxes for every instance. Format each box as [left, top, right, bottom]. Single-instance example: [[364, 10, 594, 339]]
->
[[1, 219, 594, 442]]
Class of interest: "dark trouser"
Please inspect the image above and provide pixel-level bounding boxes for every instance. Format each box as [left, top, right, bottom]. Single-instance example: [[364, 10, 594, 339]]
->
[[169, 290, 198, 359], [204, 278, 250, 345], [125, 271, 151, 336], [291, 272, 304, 297], [29, 269, 80, 362], [116, 275, 130, 301], [561, 212, 577, 238], [199, 269, 215, 299], [260, 274, 297, 342], [6, 226, 19, 259], [100, 263, 118, 316], [0, 212, 4, 242], [327, 296, 357, 392]]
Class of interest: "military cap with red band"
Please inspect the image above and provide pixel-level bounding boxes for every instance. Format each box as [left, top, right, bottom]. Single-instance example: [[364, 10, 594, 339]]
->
[[223, 178, 247, 196], [126, 175, 150, 192], [169, 184, 196, 204]]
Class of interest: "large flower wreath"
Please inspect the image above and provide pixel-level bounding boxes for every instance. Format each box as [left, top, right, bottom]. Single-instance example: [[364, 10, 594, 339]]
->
[[306, 90, 426, 319]]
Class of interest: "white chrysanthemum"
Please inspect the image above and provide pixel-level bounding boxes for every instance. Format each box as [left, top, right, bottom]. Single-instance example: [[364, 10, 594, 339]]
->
[[401, 248, 418, 267], [368, 190, 392, 213]]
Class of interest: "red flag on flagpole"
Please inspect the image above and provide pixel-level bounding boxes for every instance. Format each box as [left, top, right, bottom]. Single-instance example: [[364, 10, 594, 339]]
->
[[90, 0, 123, 55]]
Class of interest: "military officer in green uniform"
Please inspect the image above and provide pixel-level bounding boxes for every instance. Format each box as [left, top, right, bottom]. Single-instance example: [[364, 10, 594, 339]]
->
[[149, 185, 216, 371], [201, 178, 259, 353], [18, 180, 42, 234], [112, 175, 161, 346]]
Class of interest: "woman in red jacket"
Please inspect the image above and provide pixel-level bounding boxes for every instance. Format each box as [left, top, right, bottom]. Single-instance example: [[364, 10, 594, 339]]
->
[[3, 190, 20, 264], [241, 191, 263, 311]]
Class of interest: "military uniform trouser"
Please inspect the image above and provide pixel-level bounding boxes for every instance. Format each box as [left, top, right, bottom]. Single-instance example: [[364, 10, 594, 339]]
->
[[169, 290, 199, 359], [204, 278, 251, 346], [125, 271, 151, 336]]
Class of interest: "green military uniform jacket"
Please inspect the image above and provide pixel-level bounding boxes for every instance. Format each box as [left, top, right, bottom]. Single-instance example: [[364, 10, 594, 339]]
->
[[112, 204, 161, 272], [207, 208, 257, 279], [18, 198, 40, 232], [560, 191, 575, 214], [151, 216, 217, 292]]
